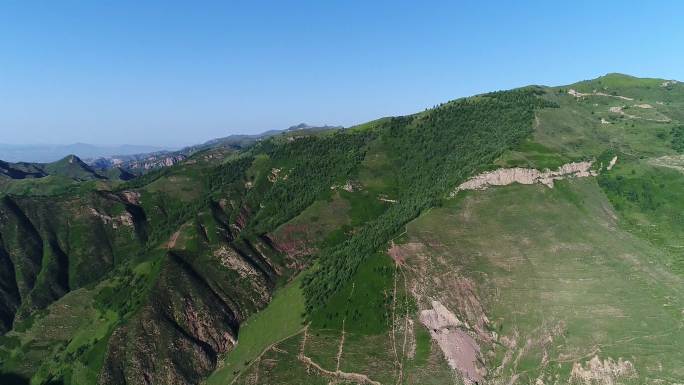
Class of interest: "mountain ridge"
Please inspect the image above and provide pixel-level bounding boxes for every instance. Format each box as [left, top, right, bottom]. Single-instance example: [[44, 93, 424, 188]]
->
[[86, 123, 343, 173]]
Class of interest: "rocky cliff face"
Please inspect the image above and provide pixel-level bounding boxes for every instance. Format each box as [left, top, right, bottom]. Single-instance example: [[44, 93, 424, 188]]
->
[[89, 153, 188, 173], [126, 154, 188, 171]]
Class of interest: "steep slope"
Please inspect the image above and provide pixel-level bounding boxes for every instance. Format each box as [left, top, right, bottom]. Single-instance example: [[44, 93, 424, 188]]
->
[[401, 179, 683, 384]]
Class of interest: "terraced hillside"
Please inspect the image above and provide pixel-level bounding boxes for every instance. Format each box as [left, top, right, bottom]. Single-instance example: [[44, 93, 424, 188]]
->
[[1, 74, 683, 385]]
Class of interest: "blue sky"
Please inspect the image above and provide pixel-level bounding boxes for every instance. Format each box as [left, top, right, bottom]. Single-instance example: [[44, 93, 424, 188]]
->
[[1, 1, 683, 146]]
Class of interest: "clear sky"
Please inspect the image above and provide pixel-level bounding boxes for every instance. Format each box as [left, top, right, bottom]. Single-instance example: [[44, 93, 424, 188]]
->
[[1, 1, 683, 146]]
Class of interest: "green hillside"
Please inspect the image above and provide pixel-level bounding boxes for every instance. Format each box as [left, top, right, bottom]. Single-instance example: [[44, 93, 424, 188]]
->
[[1, 74, 684, 385]]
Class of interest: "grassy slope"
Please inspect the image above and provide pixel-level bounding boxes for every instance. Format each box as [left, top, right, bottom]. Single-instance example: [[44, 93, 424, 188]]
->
[[392, 74, 684, 383], [218, 251, 455, 385], [206, 274, 306, 385], [405, 179, 684, 383]]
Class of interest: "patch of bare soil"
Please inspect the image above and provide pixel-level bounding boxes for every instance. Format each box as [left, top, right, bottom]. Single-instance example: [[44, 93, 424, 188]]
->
[[452, 161, 597, 196], [88, 208, 134, 229], [378, 195, 399, 203], [330, 180, 362, 192], [388, 242, 425, 265], [167, 230, 181, 249], [403, 240, 491, 339], [570, 355, 637, 385], [633, 103, 654, 109], [419, 301, 486, 384], [269, 223, 317, 260], [402, 239, 497, 382], [420, 300, 464, 330], [405, 318, 416, 360]]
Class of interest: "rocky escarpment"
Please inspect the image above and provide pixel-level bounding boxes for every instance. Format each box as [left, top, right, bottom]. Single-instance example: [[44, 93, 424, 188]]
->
[[451, 161, 599, 196], [126, 154, 188, 171], [99, 252, 241, 385], [98, 201, 285, 385]]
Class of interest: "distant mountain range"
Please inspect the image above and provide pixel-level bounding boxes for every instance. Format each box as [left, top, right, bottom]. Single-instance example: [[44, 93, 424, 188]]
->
[[1, 124, 341, 166], [0, 123, 343, 191], [86, 123, 342, 173], [0, 143, 170, 163]]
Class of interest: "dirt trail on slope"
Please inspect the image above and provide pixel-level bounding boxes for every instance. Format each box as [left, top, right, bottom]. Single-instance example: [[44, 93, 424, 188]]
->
[[298, 354, 382, 385], [295, 323, 382, 385], [229, 326, 309, 385], [336, 319, 346, 372], [648, 155, 684, 172], [609, 105, 671, 122], [568, 89, 634, 101]]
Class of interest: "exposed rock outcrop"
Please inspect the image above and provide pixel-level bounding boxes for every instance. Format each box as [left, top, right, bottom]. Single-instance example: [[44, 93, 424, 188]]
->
[[570, 355, 637, 385], [452, 161, 597, 196]]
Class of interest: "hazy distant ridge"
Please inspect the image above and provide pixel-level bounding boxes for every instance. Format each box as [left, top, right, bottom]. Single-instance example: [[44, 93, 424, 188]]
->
[[0, 143, 171, 163]]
